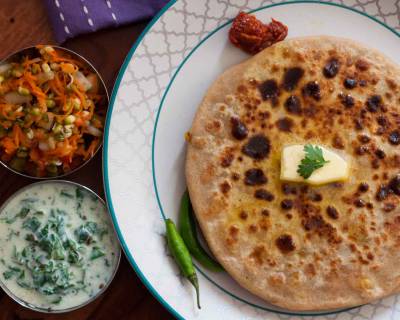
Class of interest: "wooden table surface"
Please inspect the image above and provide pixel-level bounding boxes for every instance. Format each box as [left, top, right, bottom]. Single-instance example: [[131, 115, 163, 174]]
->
[[0, 1, 173, 319]]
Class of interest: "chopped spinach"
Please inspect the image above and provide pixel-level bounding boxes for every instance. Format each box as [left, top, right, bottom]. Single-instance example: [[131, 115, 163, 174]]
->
[[1, 207, 30, 224], [90, 247, 105, 260], [12, 246, 25, 265], [76, 188, 84, 200], [23, 217, 41, 232], [75, 224, 94, 244], [3, 266, 24, 280], [60, 190, 74, 199], [52, 296, 62, 304], [3, 271, 14, 280], [18, 207, 30, 219], [63, 239, 80, 264], [16, 278, 32, 289], [25, 233, 37, 242], [38, 233, 65, 260], [20, 198, 37, 205]]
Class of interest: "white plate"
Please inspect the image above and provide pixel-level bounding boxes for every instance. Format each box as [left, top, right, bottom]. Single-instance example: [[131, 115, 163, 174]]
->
[[103, 1, 400, 319]]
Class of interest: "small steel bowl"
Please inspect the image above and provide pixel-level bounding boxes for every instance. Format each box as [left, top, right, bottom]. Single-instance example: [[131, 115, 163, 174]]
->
[[0, 180, 121, 313], [0, 45, 109, 179]]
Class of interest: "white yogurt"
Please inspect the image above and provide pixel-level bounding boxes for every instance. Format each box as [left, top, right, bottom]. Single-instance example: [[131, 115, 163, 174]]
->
[[0, 181, 120, 312]]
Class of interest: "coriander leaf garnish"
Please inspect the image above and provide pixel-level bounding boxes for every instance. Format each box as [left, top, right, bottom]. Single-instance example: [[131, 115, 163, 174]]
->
[[297, 144, 329, 179]]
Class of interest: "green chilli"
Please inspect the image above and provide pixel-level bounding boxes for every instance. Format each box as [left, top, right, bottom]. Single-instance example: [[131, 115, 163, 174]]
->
[[165, 218, 200, 309], [178, 191, 224, 272]]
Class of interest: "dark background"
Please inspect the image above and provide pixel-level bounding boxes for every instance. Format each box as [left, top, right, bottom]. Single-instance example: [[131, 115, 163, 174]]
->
[[0, 0, 173, 319]]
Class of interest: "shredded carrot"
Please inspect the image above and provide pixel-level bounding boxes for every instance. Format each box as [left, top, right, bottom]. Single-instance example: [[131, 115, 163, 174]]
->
[[72, 85, 87, 109], [13, 124, 21, 147], [29, 148, 40, 162], [1, 137, 17, 155], [85, 139, 99, 160]]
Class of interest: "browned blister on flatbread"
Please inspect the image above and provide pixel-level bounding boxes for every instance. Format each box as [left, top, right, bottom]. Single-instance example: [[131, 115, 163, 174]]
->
[[186, 36, 400, 311]]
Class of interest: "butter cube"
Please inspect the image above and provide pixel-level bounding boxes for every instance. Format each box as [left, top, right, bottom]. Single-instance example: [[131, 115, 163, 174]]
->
[[280, 144, 349, 185]]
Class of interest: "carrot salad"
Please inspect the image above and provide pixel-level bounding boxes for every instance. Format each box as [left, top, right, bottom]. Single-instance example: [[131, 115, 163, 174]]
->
[[0, 46, 106, 177]]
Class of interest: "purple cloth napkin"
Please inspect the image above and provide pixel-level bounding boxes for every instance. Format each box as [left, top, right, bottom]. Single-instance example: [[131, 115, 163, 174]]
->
[[43, 0, 170, 43]]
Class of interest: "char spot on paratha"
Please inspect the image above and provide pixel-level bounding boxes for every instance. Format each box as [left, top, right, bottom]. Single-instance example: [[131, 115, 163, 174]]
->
[[249, 245, 266, 264], [220, 181, 231, 194], [339, 93, 355, 108], [366, 94, 383, 112], [355, 59, 370, 71], [358, 182, 370, 193], [389, 175, 400, 195], [244, 168, 267, 186], [242, 134, 270, 159], [258, 79, 279, 102], [388, 130, 400, 145], [276, 117, 294, 132], [323, 58, 340, 78], [284, 95, 302, 114], [326, 206, 339, 219], [254, 189, 274, 201], [283, 67, 304, 91], [344, 78, 357, 89], [230, 117, 248, 140], [302, 81, 321, 100], [220, 152, 234, 168], [275, 234, 296, 254], [239, 210, 248, 220], [281, 199, 293, 210]]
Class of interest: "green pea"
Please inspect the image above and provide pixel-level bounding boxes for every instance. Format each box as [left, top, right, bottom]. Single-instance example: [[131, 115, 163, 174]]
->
[[30, 108, 40, 116], [64, 115, 76, 125], [46, 164, 58, 175], [46, 99, 56, 109], [52, 123, 62, 134], [63, 125, 73, 138], [64, 100, 72, 112], [41, 63, 51, 73], [11, 69, 22, 78], [9, 157, 26, 172], [18, 86, 30, 96], [16, 148, 28, 158], [72, 98, 81, 110], [31, 64, 40, 75], [50, 63, 60, 71], [54, 133, 65, 142]]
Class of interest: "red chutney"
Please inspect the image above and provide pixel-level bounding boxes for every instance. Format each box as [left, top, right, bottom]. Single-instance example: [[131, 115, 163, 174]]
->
[[229, 12, 288, 55]]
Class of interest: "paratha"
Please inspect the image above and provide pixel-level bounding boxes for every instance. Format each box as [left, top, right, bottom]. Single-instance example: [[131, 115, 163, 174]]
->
[[185, 36, 400, 311]]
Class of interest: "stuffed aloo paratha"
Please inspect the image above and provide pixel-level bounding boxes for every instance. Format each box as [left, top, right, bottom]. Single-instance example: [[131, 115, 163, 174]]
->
[[186, 36, 400, 310]]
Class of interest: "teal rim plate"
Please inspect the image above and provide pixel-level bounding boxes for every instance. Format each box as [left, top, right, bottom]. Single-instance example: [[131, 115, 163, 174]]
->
[[103, 1, 400, 319]]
